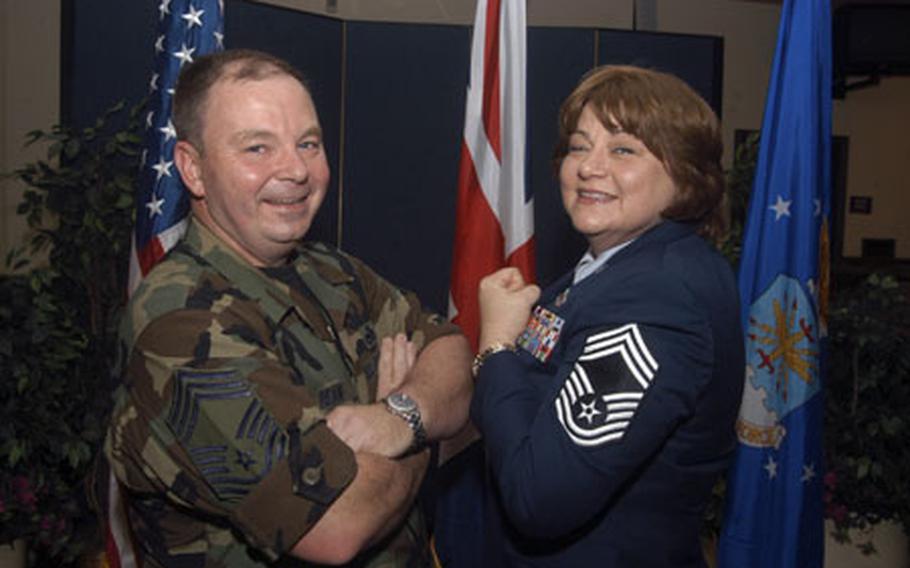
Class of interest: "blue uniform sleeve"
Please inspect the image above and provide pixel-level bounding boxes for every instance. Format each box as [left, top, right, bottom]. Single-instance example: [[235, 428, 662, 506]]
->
[[471, 301, 715, 539]]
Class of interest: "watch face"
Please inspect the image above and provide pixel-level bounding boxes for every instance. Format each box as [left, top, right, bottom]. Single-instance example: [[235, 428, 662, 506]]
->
[[388, 392, 417, 413]]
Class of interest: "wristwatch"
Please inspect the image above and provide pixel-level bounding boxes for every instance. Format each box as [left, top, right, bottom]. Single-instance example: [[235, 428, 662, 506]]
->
[[383, 391, 427, 455]]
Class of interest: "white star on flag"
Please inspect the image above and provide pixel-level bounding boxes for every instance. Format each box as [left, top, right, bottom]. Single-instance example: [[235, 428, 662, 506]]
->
[[150, 73, 160, 92], [146, 195, 165, 218], [769, 195, 792, 221], [807, 278, 816, 298], [182, 5, 205, 29], [814, 198, 821, 217], [151, 157, 174, 181], [801, 463, 816, 483], [173, 43, 195, 67], [146, 111, 155, 129], [140, 149, 148, 169], [155, 35, 166, 54], [158, 0, 172, 20], [214, 31, 224, 49], [159, 120, 177, 141], [764, 455, 778, 479]]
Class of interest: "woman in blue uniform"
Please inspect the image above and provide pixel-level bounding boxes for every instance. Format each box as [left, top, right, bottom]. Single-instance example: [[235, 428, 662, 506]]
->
[[471, 65, 744, 567]]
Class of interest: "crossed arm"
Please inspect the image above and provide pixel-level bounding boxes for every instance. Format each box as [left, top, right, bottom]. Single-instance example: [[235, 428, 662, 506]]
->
[[292, 333, 472, 564], [326, 333, 473, 458], [290, 450, 429, 564]]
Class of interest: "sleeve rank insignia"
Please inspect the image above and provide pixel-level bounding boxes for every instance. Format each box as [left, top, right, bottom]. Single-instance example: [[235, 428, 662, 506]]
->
[[554, 323, 659, 447]]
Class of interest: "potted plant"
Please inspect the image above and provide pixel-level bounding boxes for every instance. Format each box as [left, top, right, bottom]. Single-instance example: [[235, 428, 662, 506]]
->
[[0, 101, 142, 566], [824, 273, 910, 556]]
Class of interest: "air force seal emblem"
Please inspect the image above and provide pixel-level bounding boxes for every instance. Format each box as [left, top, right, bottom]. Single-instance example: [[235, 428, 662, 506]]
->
[[736, 274, 821, 448]]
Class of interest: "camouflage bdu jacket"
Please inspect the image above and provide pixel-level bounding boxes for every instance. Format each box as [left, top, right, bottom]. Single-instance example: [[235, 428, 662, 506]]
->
[[105, 218, 458, 567]]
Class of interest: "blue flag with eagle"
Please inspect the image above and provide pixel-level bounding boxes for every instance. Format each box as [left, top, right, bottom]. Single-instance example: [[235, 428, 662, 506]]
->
[[716, 0, 831, 566]]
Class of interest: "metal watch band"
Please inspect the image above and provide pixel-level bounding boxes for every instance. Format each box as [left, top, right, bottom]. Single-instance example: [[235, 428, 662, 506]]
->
[[383, 392, 427, 455]]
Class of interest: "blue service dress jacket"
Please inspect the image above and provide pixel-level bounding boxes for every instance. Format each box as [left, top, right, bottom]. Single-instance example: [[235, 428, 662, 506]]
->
[[471, 220, 745, 567]]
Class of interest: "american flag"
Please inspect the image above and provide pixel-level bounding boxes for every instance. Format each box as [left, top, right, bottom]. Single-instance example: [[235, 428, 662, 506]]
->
[[128, 0, 224, 293], [107, 3, 224, 567]]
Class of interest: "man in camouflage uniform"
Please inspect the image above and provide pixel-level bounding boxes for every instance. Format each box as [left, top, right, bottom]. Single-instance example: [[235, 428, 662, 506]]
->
[[105, 49, 473, 567]]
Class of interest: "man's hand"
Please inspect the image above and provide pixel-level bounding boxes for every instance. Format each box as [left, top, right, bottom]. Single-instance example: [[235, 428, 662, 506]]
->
[[478, 267, 541, 351], [327, 333, 418, 457], [377, 333, 417, 400]]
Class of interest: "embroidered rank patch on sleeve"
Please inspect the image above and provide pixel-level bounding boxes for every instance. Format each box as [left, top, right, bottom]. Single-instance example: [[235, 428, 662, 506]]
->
[[167, 369, 289, 503], [554, 324, 659, 447]]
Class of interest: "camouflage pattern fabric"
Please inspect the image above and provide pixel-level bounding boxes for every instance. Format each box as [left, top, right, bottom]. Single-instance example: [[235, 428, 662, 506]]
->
[[105, 218, 457, 567]]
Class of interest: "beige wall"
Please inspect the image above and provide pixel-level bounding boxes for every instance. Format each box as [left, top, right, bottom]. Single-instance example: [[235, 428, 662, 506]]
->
[[0, 1, 60, 269], [834, 77, 910, 259], [652, 0, 780, 167]]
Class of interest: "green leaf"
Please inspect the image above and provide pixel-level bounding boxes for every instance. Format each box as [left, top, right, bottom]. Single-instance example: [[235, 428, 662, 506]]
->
[[857, 458, 870, 479], [64, 138, 81, 160], [8, 441, 24, 466]]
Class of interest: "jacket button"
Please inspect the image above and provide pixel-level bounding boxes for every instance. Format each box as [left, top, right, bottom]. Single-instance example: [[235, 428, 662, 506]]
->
[[302, 465, 323, 486]]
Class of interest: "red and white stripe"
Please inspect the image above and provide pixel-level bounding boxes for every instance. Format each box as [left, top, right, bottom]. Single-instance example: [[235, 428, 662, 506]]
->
[[449, 0, 534, 350], [106, 470, 137, 568], [128, 219, 188, 295]]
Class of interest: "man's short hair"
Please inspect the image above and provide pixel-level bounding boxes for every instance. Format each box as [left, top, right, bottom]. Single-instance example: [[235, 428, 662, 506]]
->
[[173, 49, 310, 150]]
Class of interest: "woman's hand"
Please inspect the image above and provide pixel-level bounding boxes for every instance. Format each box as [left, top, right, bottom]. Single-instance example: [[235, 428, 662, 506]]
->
[[478, 267, 541, 351]]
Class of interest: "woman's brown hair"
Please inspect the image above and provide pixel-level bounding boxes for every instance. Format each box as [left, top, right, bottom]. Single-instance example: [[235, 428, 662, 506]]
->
[[555, 65, 727, 242]]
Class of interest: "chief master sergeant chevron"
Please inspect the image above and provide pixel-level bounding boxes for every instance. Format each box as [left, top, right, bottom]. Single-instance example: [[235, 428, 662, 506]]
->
[[104, 48, 473, 567]]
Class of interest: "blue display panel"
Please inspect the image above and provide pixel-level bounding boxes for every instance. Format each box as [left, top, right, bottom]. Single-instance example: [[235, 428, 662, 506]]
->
[[62, 5, 723, 311]]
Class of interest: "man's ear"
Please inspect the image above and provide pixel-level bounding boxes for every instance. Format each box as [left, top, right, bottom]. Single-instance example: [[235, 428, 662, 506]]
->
[[174, 140, 205, 199]]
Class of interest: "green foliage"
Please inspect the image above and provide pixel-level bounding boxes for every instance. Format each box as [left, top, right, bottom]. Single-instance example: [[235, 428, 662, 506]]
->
[[0, 101, 143, 563], [717, 131, 760, 267], [824, 274, 910, 552]]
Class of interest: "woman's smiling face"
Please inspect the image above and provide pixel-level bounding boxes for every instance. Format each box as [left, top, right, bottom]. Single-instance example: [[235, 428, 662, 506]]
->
[[559, 104, 677, 254]]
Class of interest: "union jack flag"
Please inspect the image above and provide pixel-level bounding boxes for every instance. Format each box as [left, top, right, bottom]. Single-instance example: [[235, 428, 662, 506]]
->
[[434, 2, 530, 566], [448, 0, 534, 351]]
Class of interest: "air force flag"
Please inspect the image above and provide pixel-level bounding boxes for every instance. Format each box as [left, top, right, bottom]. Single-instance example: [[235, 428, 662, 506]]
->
[[717, 0, 831, 567]]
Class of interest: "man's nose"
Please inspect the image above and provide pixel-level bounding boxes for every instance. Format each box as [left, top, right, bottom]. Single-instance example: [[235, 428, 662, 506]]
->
[[279, 146, 310, 182]]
